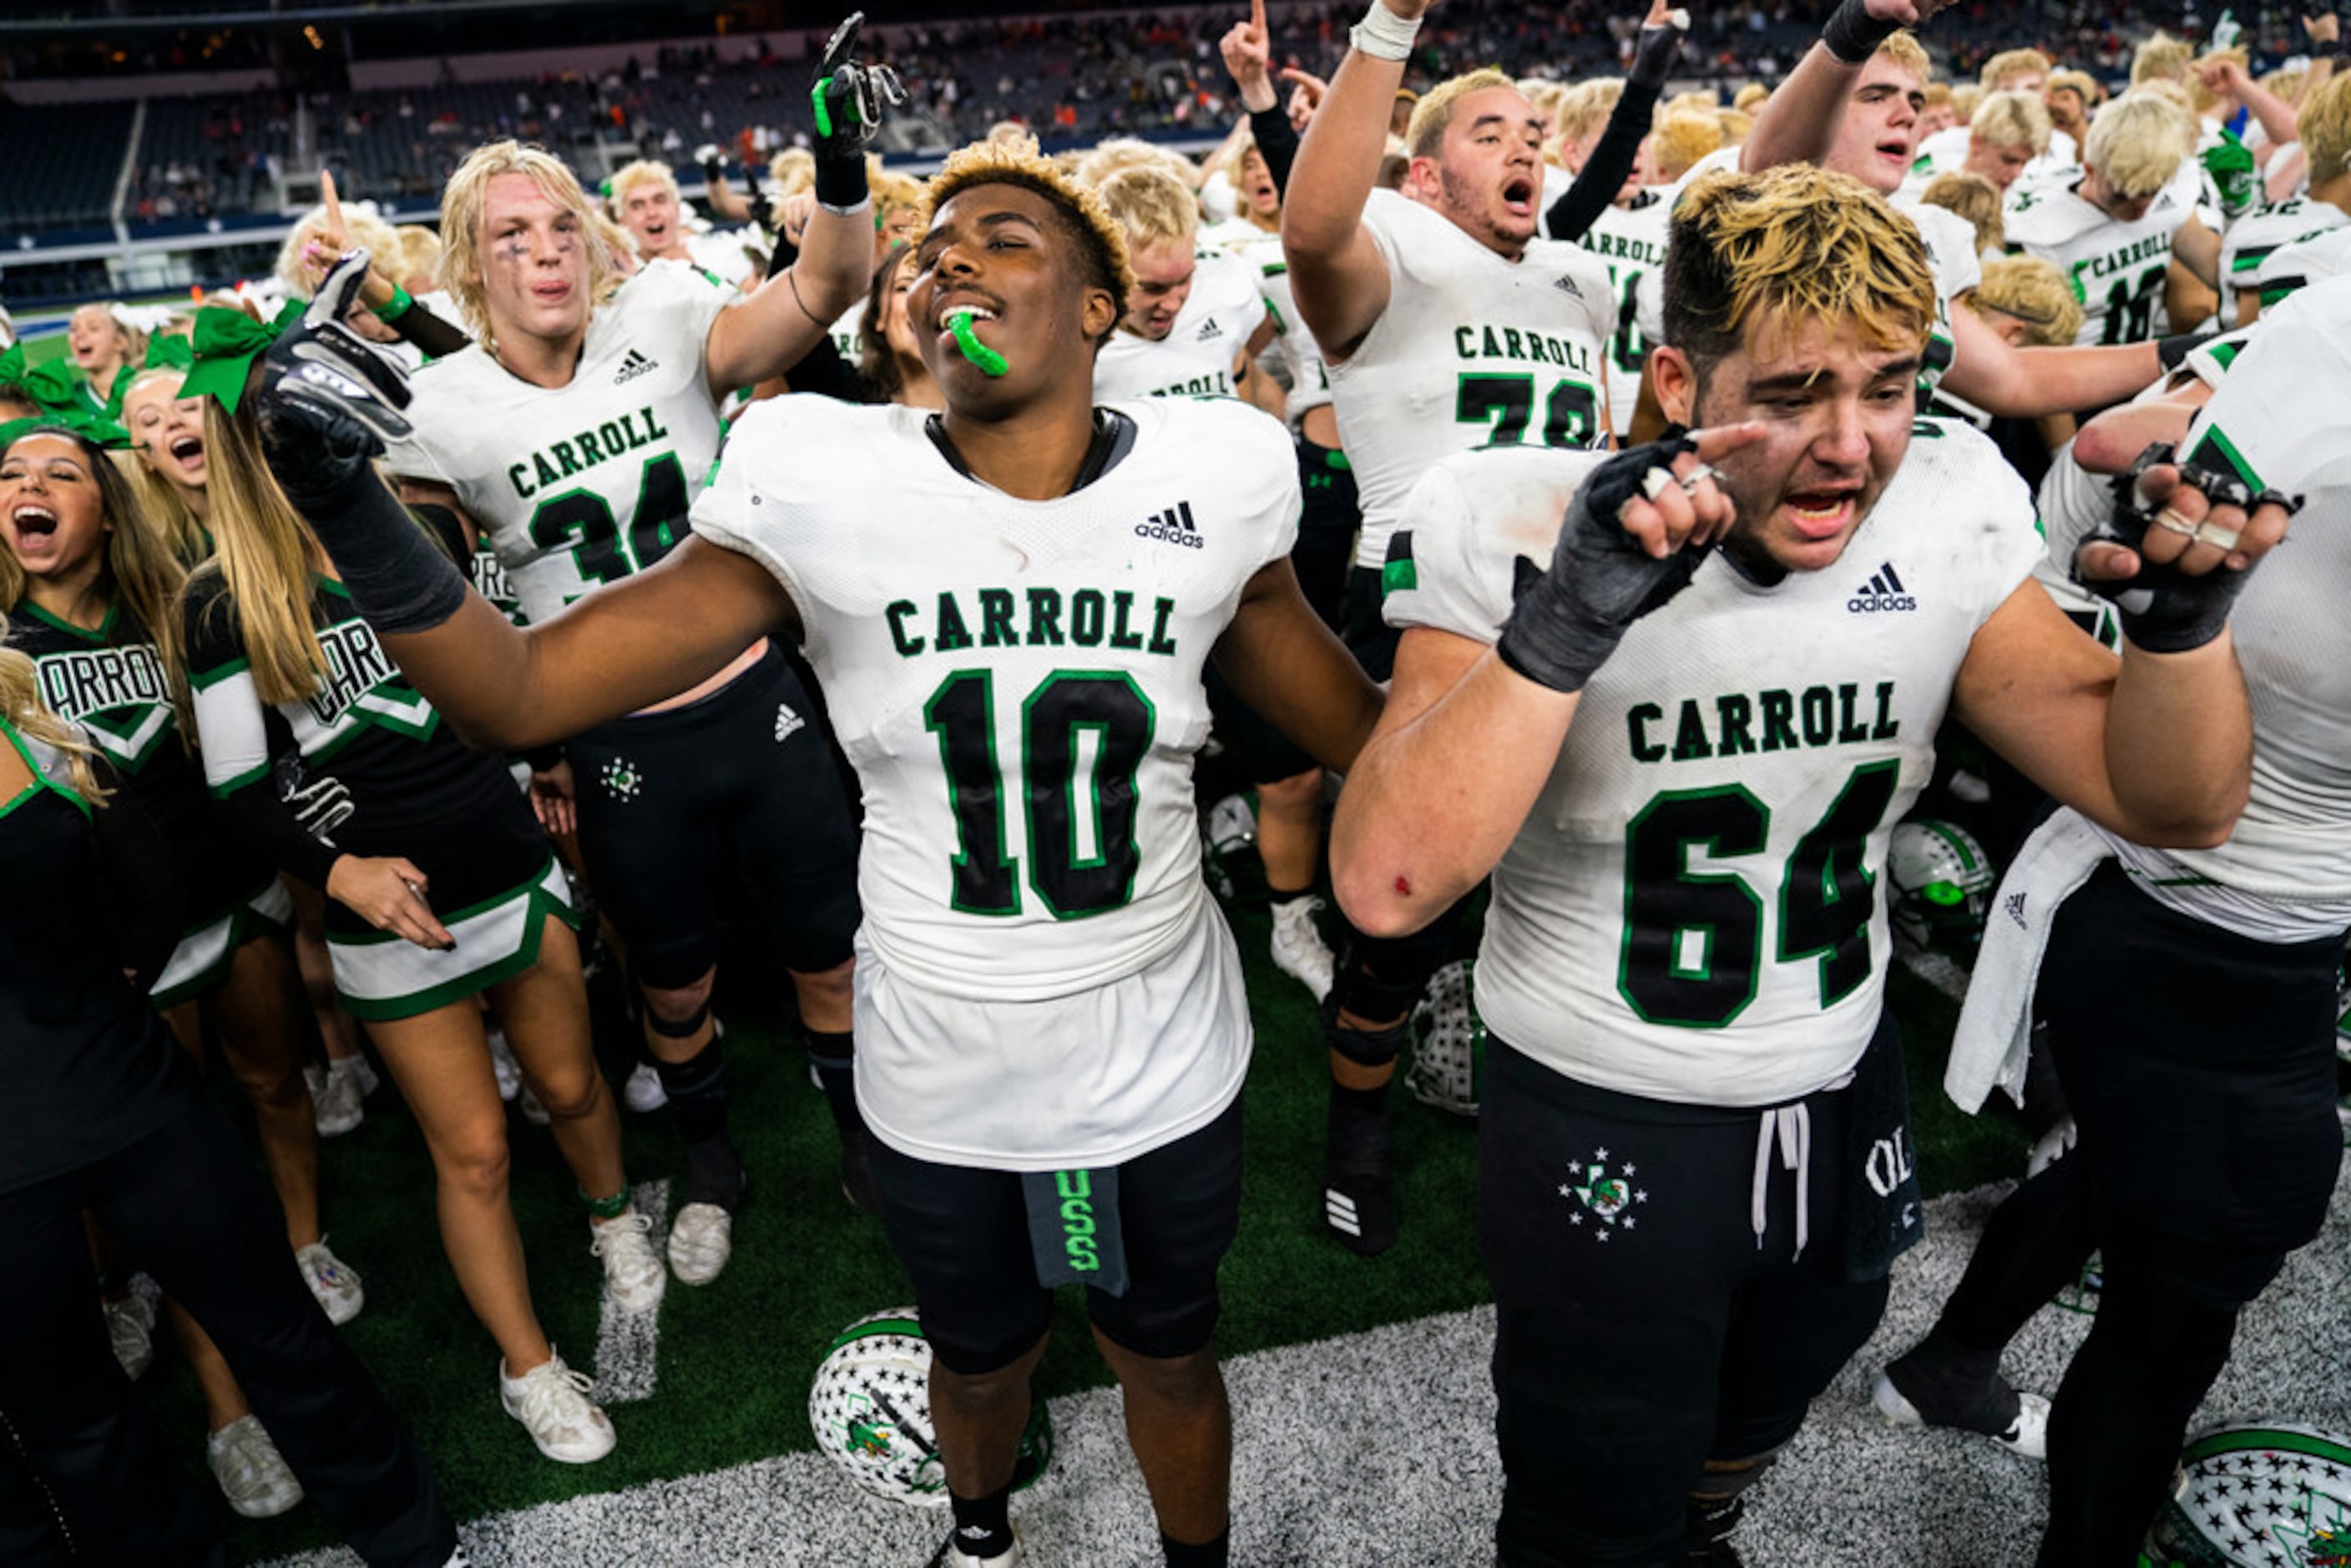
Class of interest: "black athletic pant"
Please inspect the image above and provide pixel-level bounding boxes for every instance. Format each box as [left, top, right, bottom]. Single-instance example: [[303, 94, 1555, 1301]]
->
[[0, 1096, 454, 1568]]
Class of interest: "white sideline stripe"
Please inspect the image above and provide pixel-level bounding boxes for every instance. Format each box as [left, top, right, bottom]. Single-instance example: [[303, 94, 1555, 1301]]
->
[[591, 1179, 666, 1405], [261, 1162, 2351, 1567]]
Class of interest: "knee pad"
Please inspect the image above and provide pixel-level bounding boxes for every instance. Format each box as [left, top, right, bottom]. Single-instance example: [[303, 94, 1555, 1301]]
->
[[645, 998, 712, 1039], [1331, 928, 1449, 1025], [1322, 998, 1410, 1068]]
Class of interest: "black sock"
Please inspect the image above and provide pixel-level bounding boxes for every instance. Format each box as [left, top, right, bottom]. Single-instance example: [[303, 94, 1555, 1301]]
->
[[1160, 1528, 1230, 1568], [1267, 882, 1312, 906], [682, 1134, 746, 1211], [806, 1029, 863, 1135], [948, 1482, 1014, 1560], [656, 1038, 729, 1146], [1326, 1080, 1392, 1174]]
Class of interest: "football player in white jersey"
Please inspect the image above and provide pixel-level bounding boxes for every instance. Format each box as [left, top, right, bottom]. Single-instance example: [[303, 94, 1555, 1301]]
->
[[1329, 164, 2275, 1566], [250, 139, 1380, 1568], [381, 28, 889, 1289], [2005, 94, 2205, 346], [1091, 165, 1282, 415], [1719, 5, 2201, 432], [2221, 73, 2351, 324], [1282, 3, 1620, 1257], [1878, 285, 2330, 1566], [607, 159, 755, 291], [1900, 89, 2050, 196]]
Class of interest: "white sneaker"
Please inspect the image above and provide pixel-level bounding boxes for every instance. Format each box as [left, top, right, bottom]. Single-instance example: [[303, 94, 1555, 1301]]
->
[[1872, 1369, 2050, 1460], [589, 1210, 666, 1313], [207, 1414, 305, 1518], [623, 1060, 669, 1114], [103, 1291, 155, 1380], [1269, 896, 1337, 1001], [340, 1051, 381, 1099], [666, 1201, 734, 1286], [296, 1238, 366, 1326], [309, 1060, 366, 1138], [498, 1351, 614, 1463], [2026, 1115, 2078, 1178], [487, 1029, 521, 1103]]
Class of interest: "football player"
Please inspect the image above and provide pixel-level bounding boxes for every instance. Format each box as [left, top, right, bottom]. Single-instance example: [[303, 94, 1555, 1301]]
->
[[379, 22, 887, 1290], [2004, 94, 2204, 345], [247, 139, 1380, 1568], [2220, 73, 2350, 324], [1328, 162, 2274, 1566]]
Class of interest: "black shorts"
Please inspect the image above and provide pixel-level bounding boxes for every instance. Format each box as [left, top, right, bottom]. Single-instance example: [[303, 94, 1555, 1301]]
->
[[567, 646, 861, 990], [1479, 1039, 1893, 1567], [2044, 862, 2343, 1307], [1342, 564, 1401, 684], [1293, 436, 1360, 631], [866, 1097, 1245, 1375]]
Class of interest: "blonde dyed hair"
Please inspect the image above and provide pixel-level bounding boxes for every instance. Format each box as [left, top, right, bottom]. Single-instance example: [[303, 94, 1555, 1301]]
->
[[1552, 78, 1625, 153], [1406, 68, 1519, 160], [1070, 138, 1199, 192], [2299, 73, 2351, 185], [607, 158, 680, 210], [1717, 108, 1755, 147], [0, 630, 106, 802], [2088, 92, 2196, 199], [2132, 31, 2195, 86], [1732, 83, 1770, 114], [1978, 48, 2053, 91], [1919, 170, 2005, 254], [1971, 254, 2082, 346], [1948, 83, 1981, 123], [395, 225, 443, 290], [769, 147, 817, 198], [1095, 165, 1201, 252], [188, 397, 332, 707], [921, 139, 1137, 334], [872, 167, 927, 225], [1651, 110, 1726, 184], [1923, 83, 1955, 119], [1661, 164, 1938, 369], [437, 140, 623, 345], [2191, 48, 2249, 114], [1972, 89, 2052, 154], [2047, 68, 2101, 113], [1879, 31, 1933, 86], [275, 205, 402, 301]]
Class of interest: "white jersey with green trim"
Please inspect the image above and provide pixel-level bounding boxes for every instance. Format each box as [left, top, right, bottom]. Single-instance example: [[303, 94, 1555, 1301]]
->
[[1203, 217, 1332, 418], [382, 258, 735, 626], [1382, 420, 2041, 1105], [1575, 193, 1671, 436], [2004, 176, 2192, 345], [2222, 198, 2348, 312], [2263, 223, 2351, 296], [2042, 282, 2351, 924], [1329, 187, 1615, 573], [693, 395, 1297, 1162], [1093, 250, 1267, 403]]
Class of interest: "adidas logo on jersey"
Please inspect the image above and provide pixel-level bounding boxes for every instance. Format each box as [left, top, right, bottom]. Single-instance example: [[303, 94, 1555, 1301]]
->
[[613, 348, 659, 385], [1848, 562, 1916, 613], [1552, 274, 1585, 299], [2005, 890, 2029, 928], [1195, 318, 1224, 344], [1135, 499, 1206, 549]]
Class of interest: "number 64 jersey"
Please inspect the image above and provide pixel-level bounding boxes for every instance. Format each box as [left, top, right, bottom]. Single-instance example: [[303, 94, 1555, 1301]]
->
[[694, 395, 1299, 1157], [1385, 424, 2043, 1108]]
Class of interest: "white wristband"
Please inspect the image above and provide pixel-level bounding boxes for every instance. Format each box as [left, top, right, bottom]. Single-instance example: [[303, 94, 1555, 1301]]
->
[[1349, 0, 1422, 61]]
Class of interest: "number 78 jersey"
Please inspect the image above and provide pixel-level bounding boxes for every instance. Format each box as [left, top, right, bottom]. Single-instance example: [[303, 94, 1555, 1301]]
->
[[693, 395, 1299, 1001], [383, 260, 735, 625], [1383, 426, 2041, 1106]]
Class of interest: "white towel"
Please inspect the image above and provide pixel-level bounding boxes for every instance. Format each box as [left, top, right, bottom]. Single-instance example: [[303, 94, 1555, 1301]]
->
[[1943, 807, 2112, 1115]]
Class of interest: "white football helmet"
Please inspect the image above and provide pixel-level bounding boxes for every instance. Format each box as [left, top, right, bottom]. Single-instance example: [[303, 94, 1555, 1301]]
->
[[809, 1309, 1051, 1505], [2142, 1424, 2351, 1565], [1888, 819, 1996, 956], [1406, 959, 1484, 1118]]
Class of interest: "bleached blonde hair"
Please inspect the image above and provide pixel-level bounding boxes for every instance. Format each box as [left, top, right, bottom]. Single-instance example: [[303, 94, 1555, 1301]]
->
[[1920, 169, 2005, 255], [607, 158, 681, 211], [1970, 254, 2082, 346], [1095, 165, 1201, 252], [1071, 137, 1200, 191], [0, 628, 105, 801], [1971, 89, 2052, 154], [1977, 48, 2052, 92], [1651, 110, 1726, 185], [920, 139, 1137, 336], [438, 140, 622, 344], [2131, 31, 2195, 86], [2298, 72, 2351, 185], [2088, 91, 2196, 199], [1552, 78, 1625, 154], [1407, 68, 1520, 160], [274, 204, 402, 301]]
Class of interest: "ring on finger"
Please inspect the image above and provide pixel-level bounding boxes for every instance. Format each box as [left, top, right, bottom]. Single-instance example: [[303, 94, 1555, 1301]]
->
[[1676, 463, 1720, 494], [2151, 506, 2199, 539], [2192, 521, 2242, 551], [1640, 465, 1678, 502]]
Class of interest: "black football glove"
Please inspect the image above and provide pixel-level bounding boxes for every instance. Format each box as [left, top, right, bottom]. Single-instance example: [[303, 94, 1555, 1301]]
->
[[810, 13, 905, 208], [255, 249, 413, 506], [2071, 442, 2297, 654]]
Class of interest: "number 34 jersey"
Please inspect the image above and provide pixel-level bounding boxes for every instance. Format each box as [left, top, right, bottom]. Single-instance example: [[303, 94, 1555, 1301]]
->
[[1385, 422, 2042, 1107], [383, 260, 735, 625], [693, 394, 1300, 1001]]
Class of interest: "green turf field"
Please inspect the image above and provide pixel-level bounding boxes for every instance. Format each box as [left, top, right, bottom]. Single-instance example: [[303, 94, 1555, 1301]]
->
[[129, 825, 2026, 1564]]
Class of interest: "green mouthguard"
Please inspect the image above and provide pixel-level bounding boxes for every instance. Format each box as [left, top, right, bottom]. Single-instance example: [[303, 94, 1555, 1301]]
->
[[948, 309, 1008, 377]]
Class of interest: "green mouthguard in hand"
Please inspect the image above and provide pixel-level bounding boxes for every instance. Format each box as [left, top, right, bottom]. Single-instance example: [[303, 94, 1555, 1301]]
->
[[948, 309, 1008, 377]]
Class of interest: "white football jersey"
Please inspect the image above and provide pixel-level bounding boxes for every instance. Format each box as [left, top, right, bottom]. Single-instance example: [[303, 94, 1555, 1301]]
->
[[2042, 283, 2351, 918], [685, 225, 760, 288], [1575, 194, 1671, 436], [1383, 421, 2042, 1105], [2222, 198, 2348, 314], [1093, 250, 1267, 403], [383, 260, 735, 626], [1330, 187, 1615, 573], [691, 396, 1299, 1156], [1204, 217, 1333, 418], [2263, 223, 2351, 296], [2004, 175, 2193, 344]]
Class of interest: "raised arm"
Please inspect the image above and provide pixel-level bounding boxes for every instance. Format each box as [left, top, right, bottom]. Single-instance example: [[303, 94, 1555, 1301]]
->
[[1544, 1, 1686, 243], [1221, 0, 1303, 195], [1282, 0, 1433, 360], [704, 13, 902, 393], [1739, 0, 1954, 172]]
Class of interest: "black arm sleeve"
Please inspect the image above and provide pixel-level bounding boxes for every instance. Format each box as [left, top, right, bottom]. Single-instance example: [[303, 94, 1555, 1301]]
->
[[389, 301, 470, 361], [1248, 105, 1301, 200], [1544, 78, 1663, 245], [218, 783, 340, 893], [86, 761, 188, 991]]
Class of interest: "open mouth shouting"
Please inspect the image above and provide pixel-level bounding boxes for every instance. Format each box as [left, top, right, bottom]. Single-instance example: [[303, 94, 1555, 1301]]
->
[[1500, 174, 1537, 220]]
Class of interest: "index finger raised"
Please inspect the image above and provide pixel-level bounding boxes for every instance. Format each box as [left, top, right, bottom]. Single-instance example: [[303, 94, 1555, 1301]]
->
[[1688, 421, 1768, 464]]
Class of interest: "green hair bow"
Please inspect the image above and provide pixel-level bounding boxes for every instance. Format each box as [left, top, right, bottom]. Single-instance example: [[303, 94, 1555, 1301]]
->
[[179, 300, 304, 412]]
